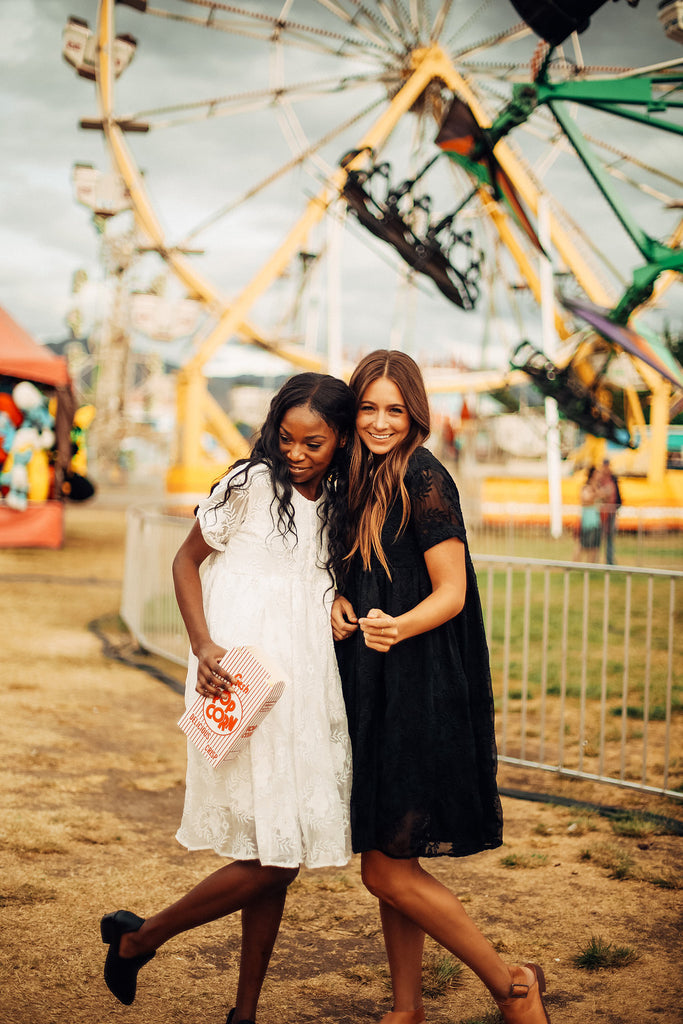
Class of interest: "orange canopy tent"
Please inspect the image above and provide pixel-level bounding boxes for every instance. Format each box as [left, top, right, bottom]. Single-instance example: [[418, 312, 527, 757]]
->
[[0, 306, 71, 386], [0, 306, 76, 548]]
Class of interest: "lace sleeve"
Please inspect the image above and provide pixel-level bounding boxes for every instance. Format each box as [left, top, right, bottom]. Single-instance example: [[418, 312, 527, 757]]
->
[[195, 468, 252, 551], [407, 448, 466, 553]]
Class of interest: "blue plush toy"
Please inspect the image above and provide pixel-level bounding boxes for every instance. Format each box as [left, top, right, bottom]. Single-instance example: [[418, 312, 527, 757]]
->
[[0, 425, 39, 510], [0, 411, 17, 466]]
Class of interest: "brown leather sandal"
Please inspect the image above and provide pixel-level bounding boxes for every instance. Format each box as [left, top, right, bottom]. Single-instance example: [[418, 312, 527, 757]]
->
[[494, 963, 551, 1023]]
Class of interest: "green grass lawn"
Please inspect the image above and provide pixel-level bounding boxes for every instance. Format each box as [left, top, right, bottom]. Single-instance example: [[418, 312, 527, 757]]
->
[[469, 524, 682, 569], [476, 566, 681, 716]]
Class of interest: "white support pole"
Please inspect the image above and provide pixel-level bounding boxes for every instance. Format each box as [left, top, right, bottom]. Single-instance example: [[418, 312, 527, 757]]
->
[[326, 201, 344, 379], [302, 253, 321, 356], [539, 196, 563, 539]]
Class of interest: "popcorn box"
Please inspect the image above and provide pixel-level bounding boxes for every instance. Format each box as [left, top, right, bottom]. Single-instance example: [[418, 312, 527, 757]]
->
[[178, 646, 288, 767]]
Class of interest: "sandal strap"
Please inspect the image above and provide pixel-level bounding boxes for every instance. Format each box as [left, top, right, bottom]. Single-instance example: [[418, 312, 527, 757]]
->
[[509, 981, 531, 998]]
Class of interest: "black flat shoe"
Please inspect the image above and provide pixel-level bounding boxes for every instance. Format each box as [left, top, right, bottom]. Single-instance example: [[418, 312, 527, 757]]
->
[[226, 1008, 256, 1024], [100, 909, 156, 1005]]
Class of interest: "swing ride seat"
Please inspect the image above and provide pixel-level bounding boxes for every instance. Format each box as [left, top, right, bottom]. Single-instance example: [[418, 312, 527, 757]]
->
[[341, 166, 482, 310], [510, 339, 634, 448]]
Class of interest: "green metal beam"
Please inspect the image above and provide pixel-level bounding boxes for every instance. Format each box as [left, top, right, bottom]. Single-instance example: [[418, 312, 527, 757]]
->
[[477, 71, 683, 326], [547, 99, 657, 261], [614, 251, 683, 323], [533, 77, 683, 108], [484, 75, 682, 265], [488, 76, 683, 146]]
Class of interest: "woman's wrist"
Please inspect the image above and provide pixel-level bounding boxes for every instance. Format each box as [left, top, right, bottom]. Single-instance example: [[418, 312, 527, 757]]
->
[[190, 631, 213, 657]]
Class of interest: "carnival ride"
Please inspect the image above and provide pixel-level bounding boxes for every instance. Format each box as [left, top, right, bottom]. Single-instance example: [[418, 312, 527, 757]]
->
[[61, 0, 683, 515]]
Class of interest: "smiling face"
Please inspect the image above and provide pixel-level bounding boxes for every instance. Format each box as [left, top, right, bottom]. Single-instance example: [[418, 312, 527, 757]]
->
[[278, 403, 340, 499], [356, 377, 411, 457]]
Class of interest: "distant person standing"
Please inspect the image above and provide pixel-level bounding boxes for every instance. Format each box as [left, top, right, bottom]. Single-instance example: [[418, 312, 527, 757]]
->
[[597, 459, 621, 565], [573, 466, 602, 563]]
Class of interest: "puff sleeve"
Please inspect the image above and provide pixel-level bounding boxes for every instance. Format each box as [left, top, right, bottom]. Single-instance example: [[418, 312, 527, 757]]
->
[[195, 469, 252, 551], [406, 448, 466, 553]]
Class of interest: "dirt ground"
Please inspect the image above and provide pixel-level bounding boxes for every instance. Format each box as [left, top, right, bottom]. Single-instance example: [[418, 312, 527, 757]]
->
[[1, 493, 681, 1024]]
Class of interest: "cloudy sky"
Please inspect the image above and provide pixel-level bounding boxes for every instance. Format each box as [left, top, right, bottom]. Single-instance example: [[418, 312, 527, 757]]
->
[[1, 0, 682, 380]]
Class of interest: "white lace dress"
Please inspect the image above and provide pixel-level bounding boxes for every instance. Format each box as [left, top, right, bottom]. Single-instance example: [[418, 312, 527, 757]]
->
[[175, 464, 352, 869]]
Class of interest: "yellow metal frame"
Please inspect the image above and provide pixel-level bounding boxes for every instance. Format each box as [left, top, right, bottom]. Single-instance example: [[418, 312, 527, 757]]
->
[[95, 5, 675, 492]]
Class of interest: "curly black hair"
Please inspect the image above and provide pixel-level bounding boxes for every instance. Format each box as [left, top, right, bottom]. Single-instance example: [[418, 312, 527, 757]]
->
[[204, 372, 354, 585]]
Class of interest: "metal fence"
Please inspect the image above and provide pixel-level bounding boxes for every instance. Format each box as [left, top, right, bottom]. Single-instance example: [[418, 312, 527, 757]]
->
[[477, 556, 681, 799], [121, 506, 682, 799]]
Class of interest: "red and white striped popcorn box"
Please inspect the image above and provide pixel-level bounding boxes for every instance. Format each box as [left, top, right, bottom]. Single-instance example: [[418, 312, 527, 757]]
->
[[178, 646, 288, 767]]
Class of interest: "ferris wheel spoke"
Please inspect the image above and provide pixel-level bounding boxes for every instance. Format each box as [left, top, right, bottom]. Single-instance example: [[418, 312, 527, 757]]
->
[[275, 98, 310, 158], [456, 60, 542, 84], [275, 95, 337, 184], [430, 0, 453, 43], [449, 21, 532, 62], [377, 0, 417, 42], [443, 0, 494, 49], [420, 0, 438, 41], [606, 167, 678, 207], [375, 1, 404, 37], [119, 72, 386, 131], [144, 2, 392, 60], [408, 0, 422, 39], [585, 137, 683, 193], [312, 0, 407, 52], [611, 57, 683, 80], [175, 96, 384, 247], [457, 57, 646, 87]]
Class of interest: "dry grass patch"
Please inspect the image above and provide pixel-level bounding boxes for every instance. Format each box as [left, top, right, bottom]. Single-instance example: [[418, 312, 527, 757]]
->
[[572, 934, 640, 971], [1, 500, 682, 1024]]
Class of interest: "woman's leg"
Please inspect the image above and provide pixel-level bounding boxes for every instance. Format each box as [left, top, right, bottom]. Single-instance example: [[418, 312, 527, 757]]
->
[[362, 852, 512, 1001], [378, 899, 426, 1023], [234, 885, 292, 1021], [118, 861, 298, 959]]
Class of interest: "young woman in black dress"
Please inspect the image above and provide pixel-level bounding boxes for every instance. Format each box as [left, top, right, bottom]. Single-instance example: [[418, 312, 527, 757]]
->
[[332, 350, 550, 1024]]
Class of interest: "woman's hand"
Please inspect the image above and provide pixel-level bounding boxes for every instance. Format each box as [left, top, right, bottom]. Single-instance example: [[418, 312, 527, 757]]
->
[[359, 607, 398, 652], [194, 639, 236, 698], [331, 594, 359, 641]]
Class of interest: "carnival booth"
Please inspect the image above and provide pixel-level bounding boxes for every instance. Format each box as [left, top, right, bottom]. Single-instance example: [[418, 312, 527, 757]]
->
[[0, 307, 76, 548]]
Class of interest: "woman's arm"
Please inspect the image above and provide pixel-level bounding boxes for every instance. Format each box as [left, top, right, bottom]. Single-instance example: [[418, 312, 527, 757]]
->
[[172, 520, 234, 695], [359, 536, 466, 652]]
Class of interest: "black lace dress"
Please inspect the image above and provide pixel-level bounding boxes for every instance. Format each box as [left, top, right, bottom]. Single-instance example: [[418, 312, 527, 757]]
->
[[335, 447, 503, 859]]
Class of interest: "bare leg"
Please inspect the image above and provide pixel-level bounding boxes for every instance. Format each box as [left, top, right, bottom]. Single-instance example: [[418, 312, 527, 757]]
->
[[362, 852, 512, 1002], [234, 887, 290, 1021], [379, 899, 425, 1023], [119, 860, 297, 959]]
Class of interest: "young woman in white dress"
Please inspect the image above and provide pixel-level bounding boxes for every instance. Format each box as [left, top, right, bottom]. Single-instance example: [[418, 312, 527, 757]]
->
[[100, 373, 355, 1024]]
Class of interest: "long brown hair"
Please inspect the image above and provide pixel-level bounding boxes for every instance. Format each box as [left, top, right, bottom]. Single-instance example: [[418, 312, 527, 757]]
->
[[345, 350, 430, 577]]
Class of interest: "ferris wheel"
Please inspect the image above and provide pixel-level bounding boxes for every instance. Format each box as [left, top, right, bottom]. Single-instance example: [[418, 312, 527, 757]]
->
[[62, 0, 683, 494]]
